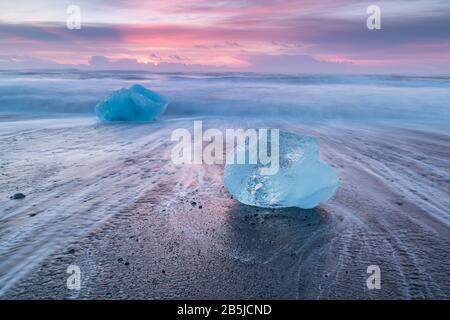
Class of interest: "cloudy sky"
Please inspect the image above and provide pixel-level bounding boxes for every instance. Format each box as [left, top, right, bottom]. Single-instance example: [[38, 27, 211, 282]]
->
[[1, 0, 450, 73]]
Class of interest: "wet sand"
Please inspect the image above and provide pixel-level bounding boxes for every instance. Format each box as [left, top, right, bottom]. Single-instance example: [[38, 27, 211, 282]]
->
[[1, 116, 449, 299]]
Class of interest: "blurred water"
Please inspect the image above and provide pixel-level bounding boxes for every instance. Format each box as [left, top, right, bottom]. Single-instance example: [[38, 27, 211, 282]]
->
[[0, 70, 449, 121]]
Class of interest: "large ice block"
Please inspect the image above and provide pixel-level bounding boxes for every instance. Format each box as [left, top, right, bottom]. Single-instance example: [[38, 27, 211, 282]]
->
[[224, 131, 339, 209], [95, 84, 167, 122]]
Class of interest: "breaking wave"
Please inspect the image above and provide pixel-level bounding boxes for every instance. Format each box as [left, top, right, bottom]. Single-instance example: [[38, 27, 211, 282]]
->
[[0, 70, 449, 122]]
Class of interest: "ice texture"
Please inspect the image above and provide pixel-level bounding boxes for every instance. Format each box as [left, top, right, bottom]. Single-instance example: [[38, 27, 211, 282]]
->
[[95, 84, 168, 122], [224, 131, 339, 209]]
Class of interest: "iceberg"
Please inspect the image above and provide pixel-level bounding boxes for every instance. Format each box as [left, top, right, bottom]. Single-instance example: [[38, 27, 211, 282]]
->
[[95, 84, 168, 122], [224, 131, 339, 209]]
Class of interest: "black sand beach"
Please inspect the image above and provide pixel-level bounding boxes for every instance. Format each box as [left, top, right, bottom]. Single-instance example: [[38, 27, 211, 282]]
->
[[1, 116, 449, 299]]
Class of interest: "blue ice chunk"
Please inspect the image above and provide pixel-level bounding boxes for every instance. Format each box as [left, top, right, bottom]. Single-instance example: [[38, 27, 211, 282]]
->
[[224, 131, 339, 209], [95, 84, 168, 122]]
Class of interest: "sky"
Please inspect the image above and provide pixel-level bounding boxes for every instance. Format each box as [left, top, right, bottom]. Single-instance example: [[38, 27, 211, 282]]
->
[[1, 0, 450, 73]]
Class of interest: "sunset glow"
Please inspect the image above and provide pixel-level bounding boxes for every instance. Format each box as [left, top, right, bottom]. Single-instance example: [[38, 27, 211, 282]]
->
[[1, 0, 450, 73]]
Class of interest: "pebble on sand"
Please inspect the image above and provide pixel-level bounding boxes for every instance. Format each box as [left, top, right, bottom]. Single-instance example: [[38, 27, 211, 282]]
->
[[10, 193, 26, 200]]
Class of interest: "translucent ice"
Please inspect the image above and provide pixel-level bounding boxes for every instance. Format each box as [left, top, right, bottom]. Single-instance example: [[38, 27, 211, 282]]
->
[[95, 84, 168, 122], [224, 131, 339, 209]]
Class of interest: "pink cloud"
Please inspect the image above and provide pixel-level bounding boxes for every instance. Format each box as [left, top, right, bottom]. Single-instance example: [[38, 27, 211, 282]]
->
[[0, 0, 449, 73]]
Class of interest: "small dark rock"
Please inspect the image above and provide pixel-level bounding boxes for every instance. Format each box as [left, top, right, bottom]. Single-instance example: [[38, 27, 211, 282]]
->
[[117, 257, 124, 263], [198, 205, 203, 209], [67, 248, 75, 254], [10, 193, 26, 200], [191, 201, 197, 206], [124, 261, 130, 266], [395, 201, 404, 206]]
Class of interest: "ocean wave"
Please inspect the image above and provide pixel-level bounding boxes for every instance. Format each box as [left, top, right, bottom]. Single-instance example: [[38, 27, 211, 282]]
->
[[0, 70, 449, 121]]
